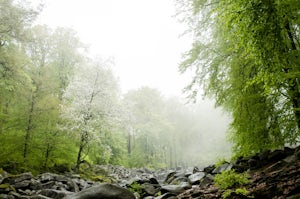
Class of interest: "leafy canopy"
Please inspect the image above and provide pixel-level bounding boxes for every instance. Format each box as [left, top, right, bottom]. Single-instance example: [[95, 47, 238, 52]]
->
[[177, 0, 300, 156]]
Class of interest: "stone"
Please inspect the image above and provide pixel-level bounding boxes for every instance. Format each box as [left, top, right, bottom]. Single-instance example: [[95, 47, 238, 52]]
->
[[203, 165, 215, 174], [268, 149, 286, 162], [248, 158, 260, 170], [39, 173, 57, 183], [188, 172, 205, 185], [41, 189, 70, 199], [143, 182, 160, 196], [154, 193, 176, 199], [63, 183, 135, 199], [164, 171, 176, 184], [2, 172, 33, 184], [161, 182, 191, 195], [212, 163, 232, 174], [283, 155, 298, 163], [199, 174, 214, 187]]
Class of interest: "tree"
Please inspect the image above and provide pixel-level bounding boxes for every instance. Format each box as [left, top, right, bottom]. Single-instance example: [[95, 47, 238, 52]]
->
[[61, 59, 120, 170], [122, 87, 172, 168], [0, 0, 37, 134], [0, 0, 40, 170], [177, 0, 300, 156]]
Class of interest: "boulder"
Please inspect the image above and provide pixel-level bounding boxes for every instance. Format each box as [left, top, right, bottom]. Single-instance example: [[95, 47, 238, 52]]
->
[[212, 162, 232, 174], [2, 172, 33, 184], [63, 183, 135, 199], [40, 189, 70, 199], [161, 182, 191, 195], [188, 172, 205, 185]]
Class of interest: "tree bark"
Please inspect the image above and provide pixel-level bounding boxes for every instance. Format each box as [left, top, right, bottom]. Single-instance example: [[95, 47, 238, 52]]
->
[[23, 93, 35, 163], [285, 22, 300, 129]]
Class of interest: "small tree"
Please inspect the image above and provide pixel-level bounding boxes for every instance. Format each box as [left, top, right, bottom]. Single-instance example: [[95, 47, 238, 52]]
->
[[62, 59, 120, 170]]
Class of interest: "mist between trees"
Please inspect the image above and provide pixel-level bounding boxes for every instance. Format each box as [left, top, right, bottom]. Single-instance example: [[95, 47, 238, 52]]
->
[[0, 0, 231, 173]]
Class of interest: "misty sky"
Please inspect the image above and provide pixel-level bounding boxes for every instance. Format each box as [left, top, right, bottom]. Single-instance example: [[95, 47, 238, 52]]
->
[[31, 0, 193, 97], [28, 0, 232, 162]]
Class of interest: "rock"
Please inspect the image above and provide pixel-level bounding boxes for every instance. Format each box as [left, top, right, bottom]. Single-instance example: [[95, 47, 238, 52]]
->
[[248, 158, 260, 170], [143, 196, 155, 199], [199, 174, 214, 187], [63, 183, 135, 199], [283, 155, 298, 163], [188, 172, 205, 185], [38, 173, 57, 183], [203, 165, 215, 174], [0, 193, 15, 199], [154, 193, 176, 199], [164, 171, 176, 184], [2, 172, 33, 184], [212, 163, 232, 174], [41, 189, 70, 199], [143, 182, 161, 196], [193, 167, 200, 173], [0, 183, 16, 194], [268, 149, 286, 162], [161, 182, 191, 195]]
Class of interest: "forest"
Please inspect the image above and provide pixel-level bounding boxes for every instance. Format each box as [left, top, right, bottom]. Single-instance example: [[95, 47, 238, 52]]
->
[[177, 0, 300, 155], [1, 0, 300, 198], [1, 0, 300, 176], [0, 0, 231, 174]]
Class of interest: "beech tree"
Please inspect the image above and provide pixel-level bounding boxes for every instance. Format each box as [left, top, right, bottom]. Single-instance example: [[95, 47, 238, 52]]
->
[[22, 25, 84, 168], [177, 0, 300, 155]]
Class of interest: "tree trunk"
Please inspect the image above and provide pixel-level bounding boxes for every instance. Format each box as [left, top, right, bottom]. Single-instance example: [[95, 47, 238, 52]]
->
[[23, 93, 35, 163], [127, 133, 131, 155], [76, 131, 87, 171], [43, 143, 51, 169], [285, 22, 300, 129]]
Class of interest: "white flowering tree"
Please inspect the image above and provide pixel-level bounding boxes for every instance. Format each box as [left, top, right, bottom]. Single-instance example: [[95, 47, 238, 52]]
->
[[61, 59, 120, 170]]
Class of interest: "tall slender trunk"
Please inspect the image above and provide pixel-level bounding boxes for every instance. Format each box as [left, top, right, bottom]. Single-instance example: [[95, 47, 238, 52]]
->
[[76, 130, 87, 171], [285, 23, 300, 129], [127, 133, 131, 155], [23, 93, 35, 163], [43, 143, 51, 169]]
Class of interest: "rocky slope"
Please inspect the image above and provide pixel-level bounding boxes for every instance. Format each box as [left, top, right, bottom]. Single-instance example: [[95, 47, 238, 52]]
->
[[0, 146, 300, 198]]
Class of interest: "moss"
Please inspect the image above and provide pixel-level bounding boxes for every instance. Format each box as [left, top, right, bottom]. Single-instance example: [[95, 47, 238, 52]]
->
[[89, 175, 114, 183], [214, 169, 249, 190], [222, 188, 254, 199], [0, 183, 16, 193]]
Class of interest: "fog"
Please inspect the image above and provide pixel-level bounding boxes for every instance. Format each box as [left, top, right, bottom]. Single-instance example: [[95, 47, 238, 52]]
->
[[28, 0, 232, 168]]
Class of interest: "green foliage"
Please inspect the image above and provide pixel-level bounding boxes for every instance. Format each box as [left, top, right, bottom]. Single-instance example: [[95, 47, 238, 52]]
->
[[222, 188, 253, 199], [214, 169, 249, 190], [0, 183, 16, 193], [128, 181, 145, 196], [177, 0, 300, 156], [0, 0, 233, 174]]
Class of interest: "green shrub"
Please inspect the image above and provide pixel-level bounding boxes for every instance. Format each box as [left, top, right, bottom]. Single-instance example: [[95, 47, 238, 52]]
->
[[214, 169, 249, 189], [128, 181, 145, 196]]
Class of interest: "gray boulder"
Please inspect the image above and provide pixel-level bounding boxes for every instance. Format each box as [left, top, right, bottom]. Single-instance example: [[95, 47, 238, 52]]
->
[[161, 182, 191, 195], [188, 172, 205, 185], [63, 183, 135, 199]]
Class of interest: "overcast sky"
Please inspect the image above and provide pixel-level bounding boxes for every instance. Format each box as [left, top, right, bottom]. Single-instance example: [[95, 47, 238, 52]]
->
[[30, 0, 232, 152], [31, 0, 193, 97]]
